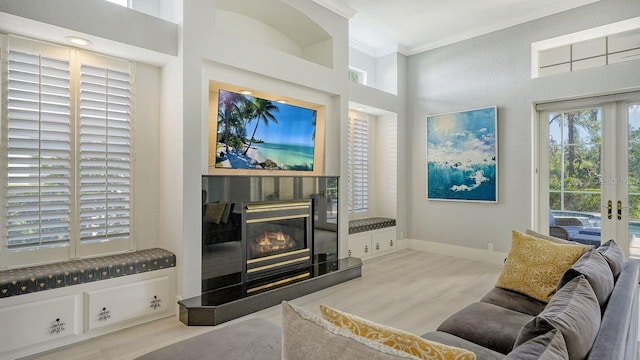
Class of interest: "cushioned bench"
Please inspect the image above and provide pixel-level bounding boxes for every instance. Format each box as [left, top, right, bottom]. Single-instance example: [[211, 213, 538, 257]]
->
[[348, 217, 396, 234], [0, 248, 176, 298]]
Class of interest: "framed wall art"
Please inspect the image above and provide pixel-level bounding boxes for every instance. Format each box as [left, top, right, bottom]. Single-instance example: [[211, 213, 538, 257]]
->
[[208, 81, 325, 176], [426, 106, 498, 202]]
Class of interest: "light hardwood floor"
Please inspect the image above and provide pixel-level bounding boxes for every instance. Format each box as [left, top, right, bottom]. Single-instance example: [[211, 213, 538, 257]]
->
[[22, 250, 503, 360]]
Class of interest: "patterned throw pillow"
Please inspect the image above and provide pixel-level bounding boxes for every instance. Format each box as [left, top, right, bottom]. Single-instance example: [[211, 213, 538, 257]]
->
[[320, 304, 476, 360], [495, 231, 588, 302]]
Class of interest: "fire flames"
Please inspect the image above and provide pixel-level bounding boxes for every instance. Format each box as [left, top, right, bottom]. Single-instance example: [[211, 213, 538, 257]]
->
[[252, 230, 296, 255]]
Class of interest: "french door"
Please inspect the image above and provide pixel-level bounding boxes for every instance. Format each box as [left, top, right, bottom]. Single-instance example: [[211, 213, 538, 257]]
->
[[538, 94, 640, 258]]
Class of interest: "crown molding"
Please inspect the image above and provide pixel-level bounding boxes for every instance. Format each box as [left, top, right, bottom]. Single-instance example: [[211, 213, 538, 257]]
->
[[312, 0, 356, 19], [349, 38, 408, 58], [349, 38, 378, 57]]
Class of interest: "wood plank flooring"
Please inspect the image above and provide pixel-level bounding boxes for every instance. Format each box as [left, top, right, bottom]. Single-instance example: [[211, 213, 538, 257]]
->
[[22, 250, 503, 360]]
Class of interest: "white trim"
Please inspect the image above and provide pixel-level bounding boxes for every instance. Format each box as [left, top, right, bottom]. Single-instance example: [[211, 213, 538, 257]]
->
[[312, 0, 356, 19], [407, 238, 507, 265]]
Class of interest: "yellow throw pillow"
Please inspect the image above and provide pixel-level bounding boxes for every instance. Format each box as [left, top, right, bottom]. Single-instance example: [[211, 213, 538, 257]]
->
[[496, 230, 588, 302], [320, 304, 476, 360]]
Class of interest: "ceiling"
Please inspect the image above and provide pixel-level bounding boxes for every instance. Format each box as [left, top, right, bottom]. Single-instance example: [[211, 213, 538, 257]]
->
[[315, 0, 600, 56]]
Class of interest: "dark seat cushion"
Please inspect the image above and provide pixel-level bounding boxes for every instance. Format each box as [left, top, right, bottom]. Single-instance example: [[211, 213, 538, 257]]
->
[[480, 287, 547, 316], [422, 331, 505, 360], [437, 302, 533, 354], [348, 217, 396, 234], [0, 248, 176, 298], [135, 318, 282, 360]]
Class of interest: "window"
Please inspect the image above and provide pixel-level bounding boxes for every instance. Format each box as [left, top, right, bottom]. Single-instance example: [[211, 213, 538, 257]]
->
[[347, 114, 369, 213], [348, 67, 367, 85], [1, 36, 134, 267], [533, 18, 640, 78]]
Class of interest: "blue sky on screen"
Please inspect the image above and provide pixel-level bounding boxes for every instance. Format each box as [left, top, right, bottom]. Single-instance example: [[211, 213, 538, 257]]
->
[[253, 101, 316, 147]]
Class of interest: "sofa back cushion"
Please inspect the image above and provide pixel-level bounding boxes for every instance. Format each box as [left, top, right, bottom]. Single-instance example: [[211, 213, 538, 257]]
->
[[496, 231, 588, 302], [557, 249, 614, 307], [514, 275, 600, 360], [597, 240, 625, 278], [506, 328, 568, 360], [281, 301, 421, 360]]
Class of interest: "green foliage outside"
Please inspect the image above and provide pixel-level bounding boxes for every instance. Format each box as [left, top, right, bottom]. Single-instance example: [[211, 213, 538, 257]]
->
[[549, 108, 640, 221]]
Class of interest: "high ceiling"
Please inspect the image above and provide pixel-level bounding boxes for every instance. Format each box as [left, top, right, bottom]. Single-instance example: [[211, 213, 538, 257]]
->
[[315, 0, 600, 56]]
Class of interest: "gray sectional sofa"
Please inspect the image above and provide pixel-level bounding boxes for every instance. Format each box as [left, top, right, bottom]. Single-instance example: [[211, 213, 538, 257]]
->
[[138, 240, 639, 360], [423, 251, 639, 359]]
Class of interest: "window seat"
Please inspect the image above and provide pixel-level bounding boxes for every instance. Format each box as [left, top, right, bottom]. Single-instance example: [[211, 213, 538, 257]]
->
[[0, 248, 176, 298], [348, 217, 396, 234]]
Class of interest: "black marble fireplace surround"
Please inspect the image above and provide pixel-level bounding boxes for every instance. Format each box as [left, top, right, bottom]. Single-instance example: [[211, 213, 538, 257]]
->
[[178, 175, 361, 326]]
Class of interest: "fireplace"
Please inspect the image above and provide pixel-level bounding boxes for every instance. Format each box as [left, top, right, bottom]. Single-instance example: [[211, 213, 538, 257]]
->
[[244, 201, 312, 283]]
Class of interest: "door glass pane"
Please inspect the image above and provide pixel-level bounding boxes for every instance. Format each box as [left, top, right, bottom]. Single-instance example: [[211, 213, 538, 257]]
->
[[548, 109, 602, 246], [628, 104, 640, 257]]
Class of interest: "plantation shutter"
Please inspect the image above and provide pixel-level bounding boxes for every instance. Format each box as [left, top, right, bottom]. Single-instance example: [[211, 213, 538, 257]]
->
[[352, 117, 369, 212], [6, 49, 72, 249], [79, 64, 131, 245], [347, 117, 353, 212]]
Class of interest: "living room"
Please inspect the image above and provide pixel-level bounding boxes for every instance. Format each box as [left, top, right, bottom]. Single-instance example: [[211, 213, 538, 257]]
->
[[0, 0, 639, 359]]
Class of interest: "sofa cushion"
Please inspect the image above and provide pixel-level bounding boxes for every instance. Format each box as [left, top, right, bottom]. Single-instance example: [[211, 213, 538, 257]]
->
[[437, 302, 533, 354], [320, 304, 476, 360], [495, 230, 587, 302], [480, 287, 547, 316], [514, 275, 600, 360], [596, 239, 625, 278], [525, 229, 593, 251], [282, 301, 421, 360], [557, 249, 614, 307], [421, 331, 504, 360], [506, 328, 568, 360]]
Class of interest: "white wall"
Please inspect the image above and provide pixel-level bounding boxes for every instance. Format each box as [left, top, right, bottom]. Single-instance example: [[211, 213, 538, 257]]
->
[[406, 0, 640, 254], [133, 63, 162, 251], [349, 47, 376, 86], [374, 113, 398, 219]]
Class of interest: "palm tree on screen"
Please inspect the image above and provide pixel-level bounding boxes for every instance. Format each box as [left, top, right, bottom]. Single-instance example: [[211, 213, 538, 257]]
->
[[244, 98, 279, 155]]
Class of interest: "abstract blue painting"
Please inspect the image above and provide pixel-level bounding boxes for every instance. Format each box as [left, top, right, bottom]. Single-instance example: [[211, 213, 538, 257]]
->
[[427, 106, 498, 202]]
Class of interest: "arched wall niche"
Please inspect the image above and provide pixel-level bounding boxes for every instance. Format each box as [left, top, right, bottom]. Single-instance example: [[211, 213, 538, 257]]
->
[[215, 0, 334, 68]]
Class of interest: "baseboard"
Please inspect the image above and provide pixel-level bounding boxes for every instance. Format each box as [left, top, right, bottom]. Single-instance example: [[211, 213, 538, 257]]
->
[[407, 238, 507, 265], [396, 238, 409, 251]]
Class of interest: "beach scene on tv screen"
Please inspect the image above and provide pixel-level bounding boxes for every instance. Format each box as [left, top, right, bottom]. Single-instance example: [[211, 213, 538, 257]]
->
[[215, 89, 317, 171]]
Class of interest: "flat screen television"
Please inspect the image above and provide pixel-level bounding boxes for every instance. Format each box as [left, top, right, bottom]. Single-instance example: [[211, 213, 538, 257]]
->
[[208, 82, 325, 175]]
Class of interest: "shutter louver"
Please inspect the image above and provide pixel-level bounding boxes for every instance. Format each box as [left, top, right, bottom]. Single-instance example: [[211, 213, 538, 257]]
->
[[347, 116, 369, 213], [6, 50, 72, 248], [79, 65, 131, 244], [353, 118, 369, 212]]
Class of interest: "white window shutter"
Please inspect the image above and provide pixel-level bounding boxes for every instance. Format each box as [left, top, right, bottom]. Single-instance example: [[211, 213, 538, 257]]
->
[[6, 50, 72, 249], [79, 64, 131, 244], [347, 115, 369, 213]]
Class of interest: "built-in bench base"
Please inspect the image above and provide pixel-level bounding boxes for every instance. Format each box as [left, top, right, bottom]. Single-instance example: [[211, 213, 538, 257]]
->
[[0, 248, 176, 359], [348, 218, 397, 260]]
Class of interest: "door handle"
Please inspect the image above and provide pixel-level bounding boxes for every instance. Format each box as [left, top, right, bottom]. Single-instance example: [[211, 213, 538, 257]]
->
[[607, 200, 612, 220], [618, 200, 622, 220]]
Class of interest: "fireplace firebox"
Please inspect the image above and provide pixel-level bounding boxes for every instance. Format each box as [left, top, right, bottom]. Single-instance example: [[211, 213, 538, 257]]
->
[[244, 201, 312, 283]]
